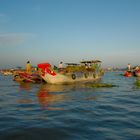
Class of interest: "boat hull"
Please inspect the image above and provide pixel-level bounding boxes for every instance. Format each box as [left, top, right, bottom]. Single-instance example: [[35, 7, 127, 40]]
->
[[124, 71, 133, 77], [13, 72, 42, 83], [135, 72, 140, 77], [42, 72, 101, 84], [133, 69, 140, 77]]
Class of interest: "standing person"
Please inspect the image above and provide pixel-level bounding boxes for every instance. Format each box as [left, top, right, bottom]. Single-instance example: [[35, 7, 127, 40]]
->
[[58, 61, 63, 69], [26, 61, 31, 74], [127, 63, 131, 71], [58, 61, 63, 73]]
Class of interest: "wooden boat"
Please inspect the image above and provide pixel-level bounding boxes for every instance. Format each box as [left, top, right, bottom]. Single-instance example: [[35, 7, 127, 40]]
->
[[3, 71, 13, 76], [13, 72, 42, 83], [134, 69, 140, 77], [124, 71, 133, 77], [37, 60, 104, 84]]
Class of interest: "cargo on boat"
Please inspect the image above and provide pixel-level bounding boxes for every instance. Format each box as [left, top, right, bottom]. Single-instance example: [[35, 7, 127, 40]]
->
[[13, 72, 43, 83]]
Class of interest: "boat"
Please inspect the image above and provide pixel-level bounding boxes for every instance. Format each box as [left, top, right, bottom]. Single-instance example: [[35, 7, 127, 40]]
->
[[37, 60, 104, 84], [124, 66, 140, 77], [13, 71, 43, 83], [134, 69, 140, 77], [2, 71, 13, 76], [124, 71, 133, 77]]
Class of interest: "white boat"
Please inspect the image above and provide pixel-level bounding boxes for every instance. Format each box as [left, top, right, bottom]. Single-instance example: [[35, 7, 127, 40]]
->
[[37, 60, 104, 84]]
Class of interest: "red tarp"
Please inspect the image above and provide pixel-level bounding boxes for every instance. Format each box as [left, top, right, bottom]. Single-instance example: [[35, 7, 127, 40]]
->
[[37, 63, 56, 76], [37, 63, 51, 69]]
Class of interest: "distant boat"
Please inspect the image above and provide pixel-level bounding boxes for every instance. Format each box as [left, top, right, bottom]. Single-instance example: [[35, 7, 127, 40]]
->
[[124, 71, 133, 77], [37, 60, 104, 84], [124, 66, 140, 77], [3, 71, 12, 76], [135, 69, 140, 77]]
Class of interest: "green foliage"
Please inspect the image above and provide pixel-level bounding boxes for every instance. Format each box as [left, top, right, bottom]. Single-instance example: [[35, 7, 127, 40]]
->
[[65, 65, 86, 73], [86, 83, 116, 88], [135, 79, 140, 87]]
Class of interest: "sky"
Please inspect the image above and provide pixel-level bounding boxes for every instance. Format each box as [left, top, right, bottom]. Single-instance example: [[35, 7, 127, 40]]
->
[[0, 0, 140, 68]]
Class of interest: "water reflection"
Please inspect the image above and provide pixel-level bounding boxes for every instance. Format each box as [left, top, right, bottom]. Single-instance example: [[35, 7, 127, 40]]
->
[[19, 82, 33, 91], [85, 96, 98, 101], [17, 82, 101, 110], [17, 82, 33, 104], [37, 84, 68, 110], [17, 82, 72, 110], [41, 84, 72, 93]]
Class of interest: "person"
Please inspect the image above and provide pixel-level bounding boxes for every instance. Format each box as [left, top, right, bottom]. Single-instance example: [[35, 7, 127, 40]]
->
[[58, 61, 64, 73], [26, 61, 31, 74], [85, 63, 88, 69], [127, 63, 131, 71], [135, 66, 139, 71], [58, 61, 63, 69]]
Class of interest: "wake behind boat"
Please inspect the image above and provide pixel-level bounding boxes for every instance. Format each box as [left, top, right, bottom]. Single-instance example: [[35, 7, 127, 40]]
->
[[37, 60, 104, 84]]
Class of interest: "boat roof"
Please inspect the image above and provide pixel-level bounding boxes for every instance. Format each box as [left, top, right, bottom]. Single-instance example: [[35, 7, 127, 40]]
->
[[80, 60, 102, 64], [65, 63, 80, 66]]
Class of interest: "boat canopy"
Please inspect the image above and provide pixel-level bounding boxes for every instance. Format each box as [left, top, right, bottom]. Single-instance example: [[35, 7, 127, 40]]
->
[[65, 63, 80, 66], [80, 60, 102, 64], [37, 63, 51, 69]]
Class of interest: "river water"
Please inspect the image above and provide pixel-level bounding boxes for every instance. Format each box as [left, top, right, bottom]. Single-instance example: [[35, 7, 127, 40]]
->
[[0, 72, 140, 140]]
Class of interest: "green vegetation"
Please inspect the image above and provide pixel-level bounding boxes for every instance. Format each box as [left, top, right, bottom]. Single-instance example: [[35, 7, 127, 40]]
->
[[64, 65, 89, 73], [135, 79, 140, 87], [86, 83, 116, 88]]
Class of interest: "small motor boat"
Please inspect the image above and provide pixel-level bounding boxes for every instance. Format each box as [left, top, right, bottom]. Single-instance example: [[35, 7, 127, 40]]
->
[[124, 71, 133, 77]]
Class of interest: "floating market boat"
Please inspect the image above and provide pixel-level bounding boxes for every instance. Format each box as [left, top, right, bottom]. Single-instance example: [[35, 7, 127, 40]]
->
[[2, 71, 13, 76], [134, 69, 140, 77], [124, 66, 140, 77], [124, 71, 133, 77], [37, 60, 104, 84], [13, 72, 42, 83]]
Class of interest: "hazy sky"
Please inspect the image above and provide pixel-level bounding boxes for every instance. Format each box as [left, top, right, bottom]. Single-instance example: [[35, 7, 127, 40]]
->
[[0, 0, 140, 68]]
